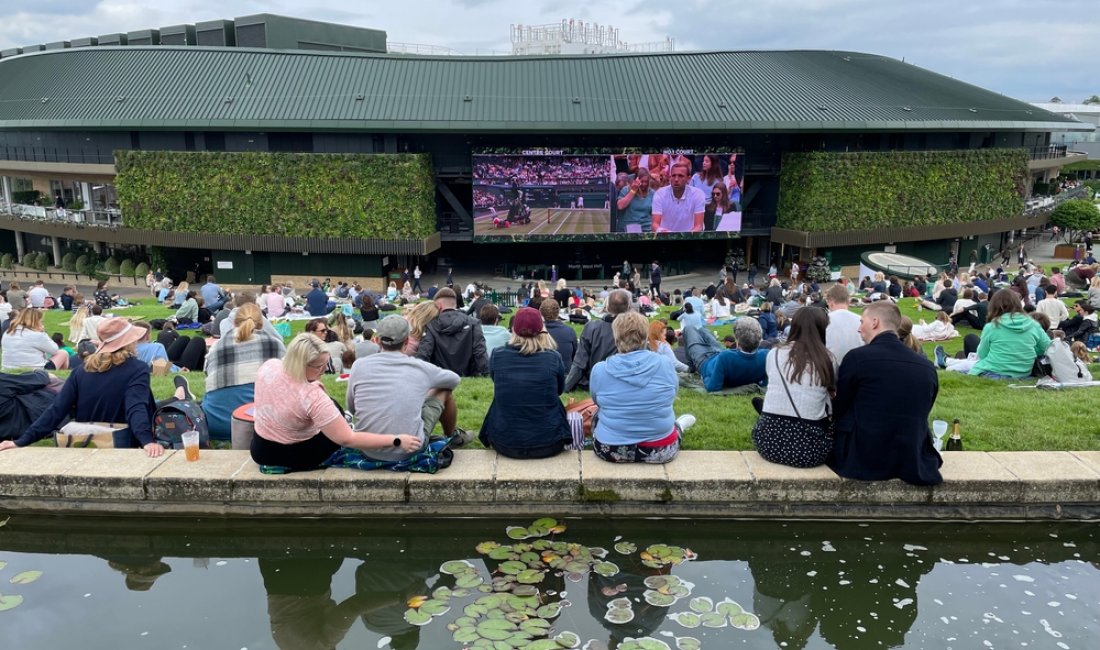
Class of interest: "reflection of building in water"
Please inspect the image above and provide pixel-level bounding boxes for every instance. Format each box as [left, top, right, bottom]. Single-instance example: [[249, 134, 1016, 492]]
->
[[511, 20, 673, 55]]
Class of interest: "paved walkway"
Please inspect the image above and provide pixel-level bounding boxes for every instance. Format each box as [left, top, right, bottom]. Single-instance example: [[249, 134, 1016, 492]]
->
[[1, 448, 1097, 520]]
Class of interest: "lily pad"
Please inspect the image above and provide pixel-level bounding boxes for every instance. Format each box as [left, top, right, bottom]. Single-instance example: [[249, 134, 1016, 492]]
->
[[499, 560, 527, 575], [456, 573, 486, 589], [512, 584, 539, 597], [604, 606, 635, 624], [700, 612, 727, 628], [420, 599, 450, 616], [619, 638, 671, 650], [516, 569, 545, 584], [454, 626, 481, 644], [520, 618, 551, 636], [520, 551, 540, 565], [432, 586, 453, 600], [554, 631, 581, 648], [592, 561, 619, 577], [477, 541, 502, 554], [670, 612, 701, 628], [730, 612, 761, 630], [0, 594, 23, 613], [588, 547, 608, 558], [643, 575, 673, 589], [643, 590, 677, 607], [715, 599, 743, 617], [688, 597, 713, 613], [531, 517, 558, 529], [7, 570, 41, 586], [525, 641, 563, 650], [489, 546, 518, 561], [608, 597, 632, 609], [565, 571, 584, 583], [440, 559, 475, 575], [536, 602, 563, 619], [676, 637, 702, 650], [613, 541, 637, 555], [506, 526, 530, 540], [403, 608, 433, 626]]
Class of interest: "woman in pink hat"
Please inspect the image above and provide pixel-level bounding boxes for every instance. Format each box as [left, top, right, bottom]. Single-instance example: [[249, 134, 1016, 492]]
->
[[1, 318, 165, 456]]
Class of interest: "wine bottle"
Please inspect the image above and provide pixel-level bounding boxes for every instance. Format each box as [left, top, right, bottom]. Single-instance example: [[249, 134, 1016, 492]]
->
[[945, 418, 963, 451]]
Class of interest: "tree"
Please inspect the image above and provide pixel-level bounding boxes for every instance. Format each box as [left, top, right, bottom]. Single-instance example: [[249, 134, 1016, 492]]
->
[[1049, 199, 1100, 241], [1083, 95, 1100, 105]]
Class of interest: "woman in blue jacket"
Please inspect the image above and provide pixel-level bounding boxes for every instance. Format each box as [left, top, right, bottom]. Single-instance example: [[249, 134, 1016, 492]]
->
[[478, 308, 571, 458]]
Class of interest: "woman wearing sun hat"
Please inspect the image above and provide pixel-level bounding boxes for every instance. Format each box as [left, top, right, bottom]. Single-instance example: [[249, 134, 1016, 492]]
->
[[478, 307, 571, 458], [0, 317, 164, 457]]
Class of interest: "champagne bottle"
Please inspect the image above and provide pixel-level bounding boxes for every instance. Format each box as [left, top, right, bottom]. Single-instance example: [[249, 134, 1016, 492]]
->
[[945, 418, 963, 451]]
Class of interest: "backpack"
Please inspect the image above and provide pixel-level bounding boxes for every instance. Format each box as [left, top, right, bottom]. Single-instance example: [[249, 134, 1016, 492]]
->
[[153, 399, 211, 449], [1042, 339, 1093, 384]]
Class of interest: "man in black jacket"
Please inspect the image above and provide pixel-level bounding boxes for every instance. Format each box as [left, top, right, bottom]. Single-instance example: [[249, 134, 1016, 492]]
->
[[416, 287, 489, 377], [564, 289, 632, 391]]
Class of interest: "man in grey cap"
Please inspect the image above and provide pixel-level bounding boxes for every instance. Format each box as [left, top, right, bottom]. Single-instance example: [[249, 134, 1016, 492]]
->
[[346, 315, 470, 456]]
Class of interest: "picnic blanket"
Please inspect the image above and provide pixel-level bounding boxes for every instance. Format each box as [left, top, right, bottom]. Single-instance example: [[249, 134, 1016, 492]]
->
[[258, 436, 455, 475], [678, 372, 764, 396]]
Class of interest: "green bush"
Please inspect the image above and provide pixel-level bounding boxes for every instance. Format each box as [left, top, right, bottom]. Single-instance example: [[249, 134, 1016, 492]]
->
[[21, 251, 37, 267], [115, 151, 437, 240], [92, 271, 109, 283], [134, 261, 150, 279], [105, 257, 121, 274], [777, 149, 1027, 232], [1050, 199, 1100, 236], [75, 255, 92, 275], [33, 254, 48, 271], [12, 190, 41, 205], [119, 259, 135, 277], [0, 253, 12, 269], [61, 252, 78, 272]]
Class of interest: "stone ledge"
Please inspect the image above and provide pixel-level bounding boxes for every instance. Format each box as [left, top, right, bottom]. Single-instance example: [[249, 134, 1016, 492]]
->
[[0, 448, 1097, 519]]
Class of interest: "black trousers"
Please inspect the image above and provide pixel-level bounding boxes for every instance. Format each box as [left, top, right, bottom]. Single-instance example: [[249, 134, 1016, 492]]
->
[[167, 336, 207, 371]]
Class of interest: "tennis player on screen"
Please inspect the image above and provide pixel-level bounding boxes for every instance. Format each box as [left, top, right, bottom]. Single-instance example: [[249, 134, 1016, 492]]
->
[[651, 161, 705, 233]]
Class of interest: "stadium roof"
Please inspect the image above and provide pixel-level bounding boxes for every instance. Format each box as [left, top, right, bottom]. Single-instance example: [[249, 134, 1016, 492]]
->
[[0, 47, 1086, 133]]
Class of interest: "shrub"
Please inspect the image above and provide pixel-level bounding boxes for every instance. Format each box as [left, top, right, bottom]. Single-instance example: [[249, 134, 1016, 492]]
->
[[21, 251, 37, 267], [33, 254, 48, 271], [92, 271, 109, 283], [0, 253, 12, 269], [119, 259, 135, 277], [805, 257, 832, 283], [105, 257, 121, 274], [1050, 199, 1100, 237], [134, 261, 150, 279], [75, 255, 92, 275], [62, 252, 78, 272]]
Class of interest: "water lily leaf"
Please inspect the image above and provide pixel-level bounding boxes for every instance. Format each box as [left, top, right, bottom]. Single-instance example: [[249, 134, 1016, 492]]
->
[[643, 590, 676, 607], [465, 603, 488, 618], [505, 611, 528, 624], [520, 617, 551, 635], [453, 626, 480, 644], [507, 632, 535, 648], [512, 584, 539, 597], [407, 595, 428, 608], [536, 602, 563, 619], [487, 608, 508, 620], [440, 560, 475, 575], [420, 599, 450, 616], [715, 599, 743, 617], [730, 612, 761, 630], [613, 541, 637, 555], [554, 631, 581, 648], [456, 573, 485, 589], [531, 517, 558, 529], [676, 636, 702, 650], [588, 547, 608, 558], [499, 560, 527, 575], [582, 641, 609, 650], [700, 612, 727, 628], [432, 586, 453, 600], [480, 618, 519, 631], [516, 569, 545, 584], [403, 608, 432, 626], [532, 540, 553, 550], [8, 571, 41, 585], [641, 559, 664, 569], [476, 594, 504, 608], [563, 560, 589, 573], [619, 638, 671, 650], [506, 526, 530, 540], [489, 547, 518, 561], [0, 561, 6, 571], [455, 616, 477, 627], [592, 561, 620, 577], [0, 517, 8, 528], [604, 607, 634, 624], [671, 612, 701, 628], [477, 584, 494, 593], [565, 571, 584, 582], [0, 593, 24, 612], [525, 641, 562, 650], [477, 541, 502, 554], [607, 597, 632, 609], [643, 575, 670, 589], [520, 551, 540, 565]]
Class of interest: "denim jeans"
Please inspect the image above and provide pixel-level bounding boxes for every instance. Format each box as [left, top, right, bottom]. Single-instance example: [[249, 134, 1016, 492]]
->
[[681, 325, 724, 373]]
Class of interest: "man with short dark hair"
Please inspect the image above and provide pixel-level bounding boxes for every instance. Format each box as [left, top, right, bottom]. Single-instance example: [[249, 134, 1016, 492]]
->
[[564, 288, 631, 391], [347, 315, 466, 457], [200, 275, 228, 313], [305, 281, 329, 317], [416, 287, 489, 377], [540, 300, 577, 370], [651, 161, 705, 232], [825, 284, 862, 364], [479, 303, 509, 359], [828, 301, 942, 486]]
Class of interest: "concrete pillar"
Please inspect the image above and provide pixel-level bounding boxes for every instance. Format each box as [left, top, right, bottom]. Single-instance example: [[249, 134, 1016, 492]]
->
[[51, 236, 63, 268], [14, 231, 25, 259], [81, 181, 93, 215], [1, 175, 11, 209], [92, 241, 103, 256]]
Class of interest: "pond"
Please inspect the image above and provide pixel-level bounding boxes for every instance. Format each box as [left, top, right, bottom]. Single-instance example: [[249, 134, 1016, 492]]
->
[[0, 515, 1097, 649]]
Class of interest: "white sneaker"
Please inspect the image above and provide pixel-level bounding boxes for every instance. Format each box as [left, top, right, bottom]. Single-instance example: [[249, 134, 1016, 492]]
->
[[675, 414, 696, 432]]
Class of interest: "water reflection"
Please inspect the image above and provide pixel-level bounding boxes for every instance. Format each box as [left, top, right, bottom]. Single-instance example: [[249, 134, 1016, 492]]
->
[[99, 555, 172, 592]]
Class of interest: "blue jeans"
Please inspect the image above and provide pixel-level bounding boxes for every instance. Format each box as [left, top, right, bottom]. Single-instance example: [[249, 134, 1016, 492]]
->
[[681, 325, 724, 373], [111, 427, 139, 449]]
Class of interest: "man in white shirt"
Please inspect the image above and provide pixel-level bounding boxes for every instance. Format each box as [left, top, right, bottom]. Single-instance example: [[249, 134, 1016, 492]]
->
[[1035, 285, 1069, 330], [651, 161, 705, 232], [27, 281, 49, 309], [825, 284, 863, 364]]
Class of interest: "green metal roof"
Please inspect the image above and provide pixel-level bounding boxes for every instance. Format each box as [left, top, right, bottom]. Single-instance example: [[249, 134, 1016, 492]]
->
[[0, 47, 1085, 133]]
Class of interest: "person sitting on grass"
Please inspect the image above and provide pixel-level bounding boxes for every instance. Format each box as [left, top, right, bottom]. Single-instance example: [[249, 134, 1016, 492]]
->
[[564, 288, 632, 391], [828, 301, 942, 486], [478, 308, 571, 458], [172, 290, 199, 325], [934, 288, 1049, 379], [1057, 300, 1098, 344], [1, 308, 69, 371], [250, 333, 422, 472], [751, 308, 836, 468], [540, 299, 577, 371], [1, 318, 164, 456], [1035, 284, 1069, 330], [203, 303, 286, 442], [950, 290, 988, 330], [479, 304, 510, 360], [416, 287, 489, 378], [590, 311, 693, 464], [648, 319, 688, 372], [402, 300, 439, 357], [682, 317, 768, 393], [133, 320, 182, 373]]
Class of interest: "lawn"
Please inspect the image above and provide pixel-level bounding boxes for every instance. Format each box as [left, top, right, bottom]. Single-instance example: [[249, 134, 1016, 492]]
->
[[6, 296, 1100, 452]]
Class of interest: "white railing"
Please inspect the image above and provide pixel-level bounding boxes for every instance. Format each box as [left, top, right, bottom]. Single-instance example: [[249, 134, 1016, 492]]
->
[[1, 202, 122, 226]]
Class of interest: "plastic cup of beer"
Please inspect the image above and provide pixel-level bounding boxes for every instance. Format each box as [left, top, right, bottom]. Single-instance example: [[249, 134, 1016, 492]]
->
[[182, 431, 200, 461], [931, 420, 948, 450]]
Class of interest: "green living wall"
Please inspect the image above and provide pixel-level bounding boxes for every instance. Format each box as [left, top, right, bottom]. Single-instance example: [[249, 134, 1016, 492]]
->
[[776, 149, 1027, 232], [115, 151, 436, 239]]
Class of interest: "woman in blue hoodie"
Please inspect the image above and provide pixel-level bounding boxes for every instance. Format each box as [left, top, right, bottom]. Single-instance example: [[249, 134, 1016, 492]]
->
[[590, 311, 690, 463]]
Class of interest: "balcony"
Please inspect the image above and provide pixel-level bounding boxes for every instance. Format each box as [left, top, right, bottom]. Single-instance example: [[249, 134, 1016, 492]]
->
[[1028, 145, 1087, 171]]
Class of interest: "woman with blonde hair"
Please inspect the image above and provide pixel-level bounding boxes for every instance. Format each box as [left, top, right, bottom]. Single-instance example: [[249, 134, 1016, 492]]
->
[[250, 333, 422, 471], [1088, 275, 1100, 310], [1, 318, 162, 456], [67, 304, 91, 344], [648, 318, 688, 372], [172, 281, 190, 307], [2, 308, 69, 370], [478, 308, 570, 458], [896, 316, 924, 355], [202, 303, 286, 441], [553, 278, 572, 309], [403, 300, 439, 356]]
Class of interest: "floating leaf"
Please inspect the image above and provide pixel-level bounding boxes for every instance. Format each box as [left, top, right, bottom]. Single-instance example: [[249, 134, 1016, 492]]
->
[[554, 631, 581, 648], [730, 613, 761, 630], [593, 562, 619, 577], [676, 637, 702, 650], [477, 541, 502, 554], [715, 599, 743, 617], [536, 602, 563, 619], [432, 586, 453, 600], [525, 641, 562, 650], [0, 517, 8, 528], [531, 517, 558, 529], [613, 541, 637, 555], [565, 571, 584, 583], [643, 575, 671, 589], [512, 584, 539, 597], [456, 573, 485, 589], [520, 551, 540, 565], [700, 612, 727, 628], [420, 599, 450, 616], [465, 603, 488, 618], [506, 526, 530, 540], [454, 626, 480, 644], [563, 560, 589, 573], [0, 594, 24, 612], [608, 597, 632, 609], [477, 619, 518, 641], [688, 597, 713, 613], [604, 606, 635, 624], [588, 547, 608, 558], [0, 561, 6, 571], [8, 571, 41, 585], [499, 560, 526, 575], [403, 608, 432, 626], [671, 612, 701, 628], [489, 547, 518, 561], [516, 569, 545, 584], [619, 638, 671, 650], [643, 590, 676, 607], [440, 560, 475, 575], [520, 618, 551, 636]]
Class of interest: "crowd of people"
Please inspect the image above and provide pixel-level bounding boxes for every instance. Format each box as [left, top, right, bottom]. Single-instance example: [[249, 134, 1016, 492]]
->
[[474, 156, 609, 186]]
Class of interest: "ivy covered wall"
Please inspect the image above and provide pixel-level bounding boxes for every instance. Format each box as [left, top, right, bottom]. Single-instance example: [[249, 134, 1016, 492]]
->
[[776, 149, 1027, 232], [115, 151, 437, 239]]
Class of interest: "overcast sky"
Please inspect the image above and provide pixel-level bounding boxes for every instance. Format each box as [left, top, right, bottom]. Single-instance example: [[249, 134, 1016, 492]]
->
[[3, 0, 1097, 103]]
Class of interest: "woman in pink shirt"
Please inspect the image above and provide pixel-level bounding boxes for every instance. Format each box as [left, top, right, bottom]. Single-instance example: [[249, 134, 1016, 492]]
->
[[250, 334, 422, 471], [264, 285, 286, 318]]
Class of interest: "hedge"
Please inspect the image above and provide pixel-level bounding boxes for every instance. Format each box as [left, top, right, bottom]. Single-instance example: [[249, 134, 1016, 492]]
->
[[134, 262, 149, 279], [119, 259, 136, 278], [115, 151, 437, 240], [776, 149, 1027, 232], [0, 253, 11, 269], [75, 255, 91, 276], [62, 252, 78, 272]]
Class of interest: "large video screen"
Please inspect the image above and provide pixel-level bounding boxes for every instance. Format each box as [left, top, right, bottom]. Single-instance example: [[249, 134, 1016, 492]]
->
[[472, 150, 744, 241]]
